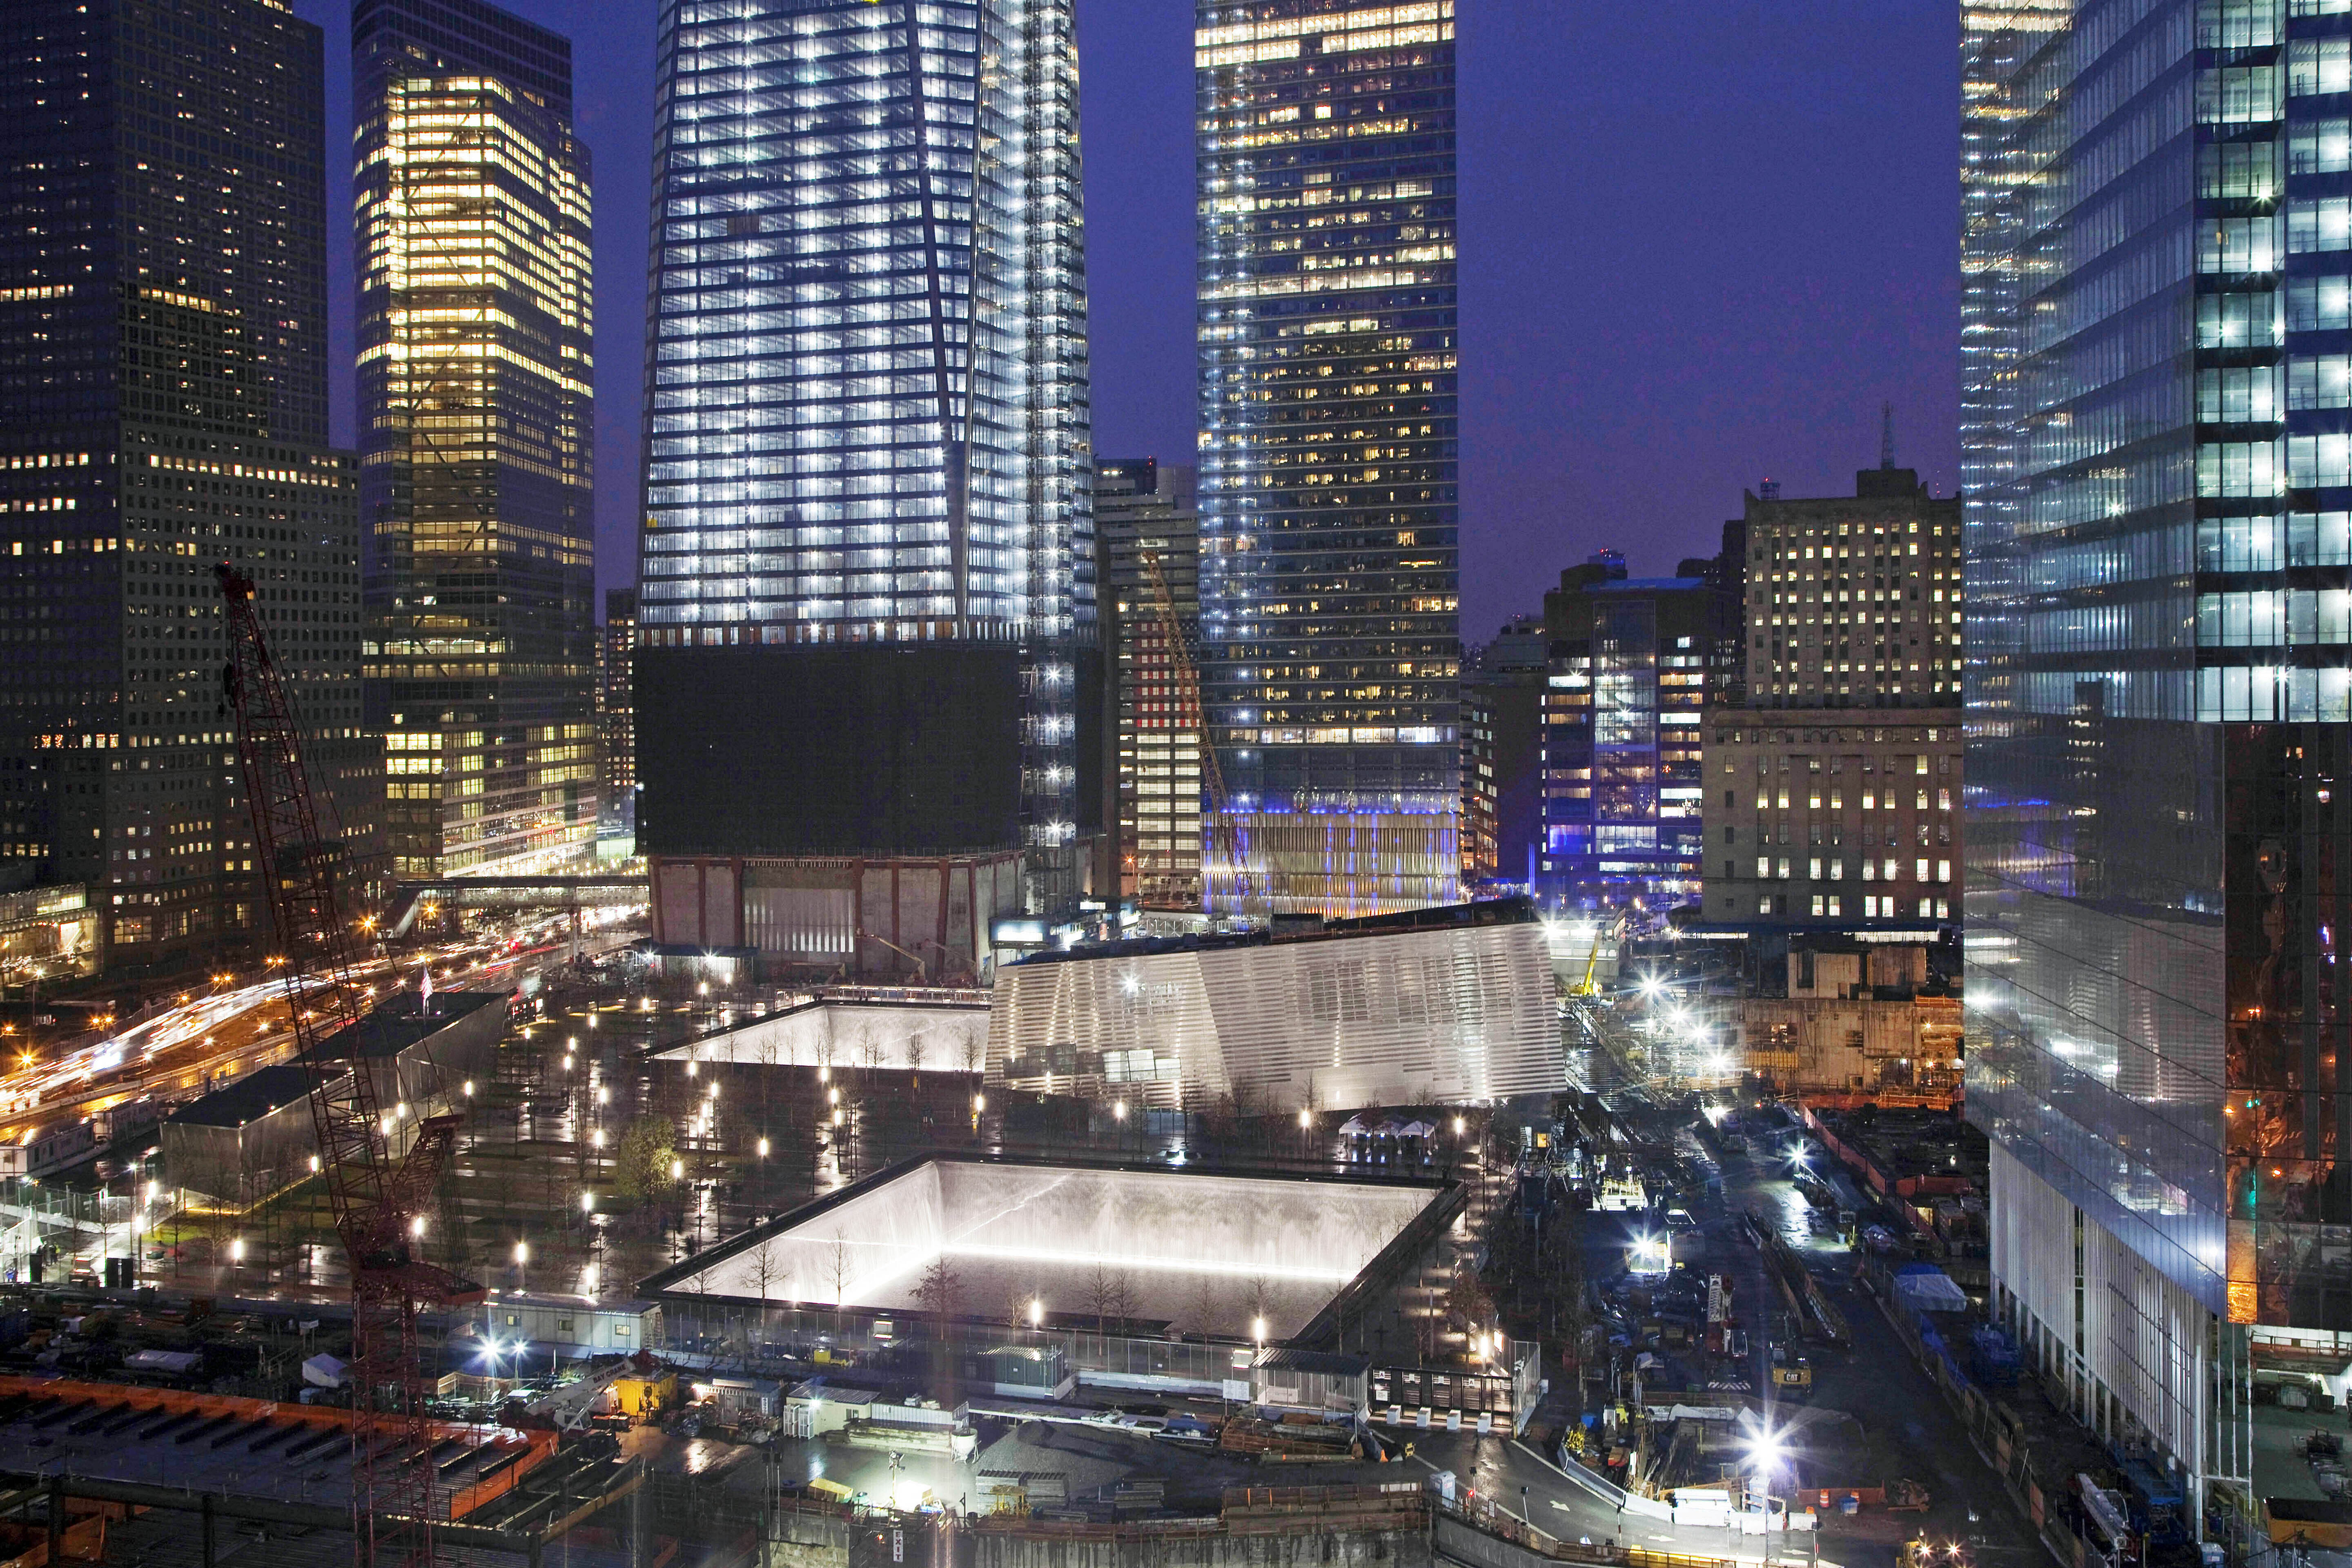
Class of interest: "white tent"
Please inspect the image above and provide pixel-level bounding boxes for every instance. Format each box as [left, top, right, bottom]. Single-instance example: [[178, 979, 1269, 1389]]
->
[[1892, 1269, 1970, 1313]]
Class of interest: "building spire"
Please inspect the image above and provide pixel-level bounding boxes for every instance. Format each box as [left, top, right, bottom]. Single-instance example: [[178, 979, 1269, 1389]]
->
[[1880, 401, 1896, 470]]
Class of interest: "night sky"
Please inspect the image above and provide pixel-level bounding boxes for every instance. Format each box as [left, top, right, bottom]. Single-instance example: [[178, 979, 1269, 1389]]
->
[[293, 0, 1962, 639]]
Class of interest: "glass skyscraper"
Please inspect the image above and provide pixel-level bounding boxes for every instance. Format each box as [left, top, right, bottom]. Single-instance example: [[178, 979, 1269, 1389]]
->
[[633, 0, 1094, 965], [1962, 0, 2352, 1526], [0, 0, 372, 972], [1194, 0, 1460, 919], [354, 0, 599, 878]]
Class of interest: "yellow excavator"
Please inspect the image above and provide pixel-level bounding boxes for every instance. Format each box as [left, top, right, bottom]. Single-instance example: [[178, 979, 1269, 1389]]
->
[[1568, 911, 1630, 997]]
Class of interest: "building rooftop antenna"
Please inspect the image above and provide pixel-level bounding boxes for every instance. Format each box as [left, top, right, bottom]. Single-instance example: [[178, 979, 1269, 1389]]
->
[[1880, 401, 1896, 470]]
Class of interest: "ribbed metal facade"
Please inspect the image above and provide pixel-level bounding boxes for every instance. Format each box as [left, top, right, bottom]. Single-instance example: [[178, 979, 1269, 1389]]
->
[[986, 914, 1557, 1111]]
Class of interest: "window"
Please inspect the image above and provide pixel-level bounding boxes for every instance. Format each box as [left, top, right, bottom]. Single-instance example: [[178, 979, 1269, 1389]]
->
[[1809, 858, 1822, 879], [1811, 894, 1825, 916], [1827, 896, 1842, 918], [1757, 857, 1771, 880], [1723, 789, 1735, 807], [1938, 859, 1951, 883], [1724, 826, 1736, 844], [1938, 788, 1951, 811], [1757, 895, 1775, 915], [1916, 858, 1930, 882], [1918, 897, 1934, 919], [1777, 858, 1792, 879]]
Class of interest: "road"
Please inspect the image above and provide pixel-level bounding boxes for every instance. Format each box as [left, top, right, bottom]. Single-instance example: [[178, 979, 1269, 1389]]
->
[[7, 925, 597, 1142]]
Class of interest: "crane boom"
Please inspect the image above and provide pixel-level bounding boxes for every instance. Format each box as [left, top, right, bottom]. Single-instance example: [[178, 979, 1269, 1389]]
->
[[214, 563, 480, 1568]]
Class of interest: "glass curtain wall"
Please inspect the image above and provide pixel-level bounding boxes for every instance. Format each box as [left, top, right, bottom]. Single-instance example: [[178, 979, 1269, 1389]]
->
[[1964, 0, 2352, 1330], [1195, 0, 1461, 918], [641, 0, 1092, 891]]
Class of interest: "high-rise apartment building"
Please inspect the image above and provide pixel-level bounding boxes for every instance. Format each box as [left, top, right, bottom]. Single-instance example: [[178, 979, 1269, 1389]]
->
[[633, 0, 1095, 980], [0, 0, 372, 972], [597, 588, 638, 849], [1961, 0, 2352, 1526], [354, 0, 597, 879], [1098, 459, 1203, 910], [1700, 470, 1963, 931], [1195, 0, 1460, 920]]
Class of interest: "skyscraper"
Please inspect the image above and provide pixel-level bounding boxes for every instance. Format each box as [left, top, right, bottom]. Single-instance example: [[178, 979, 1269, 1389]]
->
[[1195, 0, 1460, 920], [633, 0, 1095, 980], [353, 0, 597, 879], [0, 0, 372, 972], [1097, 459, 1203, 911], [1961, 0, 2347, 1524], [597, 587, 638, 851]]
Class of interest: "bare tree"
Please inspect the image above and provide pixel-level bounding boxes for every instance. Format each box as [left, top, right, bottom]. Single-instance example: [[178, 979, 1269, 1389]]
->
[[857, 1022, 886, 1085], [1245, 1274, 1274, 1338], [961, 1023, 985, 1078], [905, 1027, 928, 1082], [1105, 1269, 1138, 1333], [1086, 1260, 1119, 1337], [827, 1229, 854, 1307], [1187, 1273, 1221, 1341], [749, 1243, 782, 1304]]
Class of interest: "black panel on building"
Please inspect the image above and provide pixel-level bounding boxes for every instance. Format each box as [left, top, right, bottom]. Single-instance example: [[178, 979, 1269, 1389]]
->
[[636, 645, 1047, 857]]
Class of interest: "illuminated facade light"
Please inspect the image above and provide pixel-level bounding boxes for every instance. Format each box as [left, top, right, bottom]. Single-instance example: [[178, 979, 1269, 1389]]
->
[[1194, 0, 1461, 919], [354, 0, 599, 880], [635, 0, 1095, 921]]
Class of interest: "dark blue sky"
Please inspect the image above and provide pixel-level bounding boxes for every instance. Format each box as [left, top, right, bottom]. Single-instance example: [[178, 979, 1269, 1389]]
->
[[294, 0, 1962, 637]]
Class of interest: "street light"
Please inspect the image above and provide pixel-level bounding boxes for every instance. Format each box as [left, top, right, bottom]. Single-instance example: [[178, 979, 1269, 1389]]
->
[[1029, 1298, 1043, 1327], [756, 1137, 770, 1158]]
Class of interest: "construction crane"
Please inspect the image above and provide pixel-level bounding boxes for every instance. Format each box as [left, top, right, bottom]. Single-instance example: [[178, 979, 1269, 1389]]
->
[[1138, 548, 1268, 917], [214, 563, 482, 1568]]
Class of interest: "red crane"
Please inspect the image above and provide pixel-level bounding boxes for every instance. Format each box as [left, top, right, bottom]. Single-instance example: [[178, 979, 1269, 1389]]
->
[[213, 562, 482, 1568]]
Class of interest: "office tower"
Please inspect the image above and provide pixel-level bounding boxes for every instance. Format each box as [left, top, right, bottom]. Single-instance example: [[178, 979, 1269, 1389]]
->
[[1960, 0, 2352, 1523], [1535, 561, 1733, 915], [1699, 470, 1963, 930], [633, 0, 1095, 980], [597, 588, 639, 850], [1098, 460, 1203, 911], [1460, 617, 1546, 894], [1742, 469, 1960, 710], [0, 0, 371, 974], [1195, 0, 1460, 920], [353, 0, 597, 879]]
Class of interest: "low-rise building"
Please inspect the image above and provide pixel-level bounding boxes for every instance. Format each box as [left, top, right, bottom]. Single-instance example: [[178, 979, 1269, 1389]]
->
[[1737, 946, 1962, 1102], [1700, 712, 1962, 929]]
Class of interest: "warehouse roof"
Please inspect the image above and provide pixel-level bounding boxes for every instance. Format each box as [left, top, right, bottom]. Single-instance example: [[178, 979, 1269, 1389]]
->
[[302, 989, 501, 1064], [164, 1065, 332, 1131]]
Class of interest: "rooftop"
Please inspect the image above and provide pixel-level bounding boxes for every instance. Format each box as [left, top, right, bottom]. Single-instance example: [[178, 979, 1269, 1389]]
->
[[163, 1063, 320, 1131], [302, 989, 501, 1064]]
